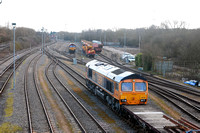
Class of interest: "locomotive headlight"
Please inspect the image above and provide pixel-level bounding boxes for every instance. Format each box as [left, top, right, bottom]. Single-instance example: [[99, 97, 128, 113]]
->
[[140, 99, 146, 102], [121, 99, 127, 102]]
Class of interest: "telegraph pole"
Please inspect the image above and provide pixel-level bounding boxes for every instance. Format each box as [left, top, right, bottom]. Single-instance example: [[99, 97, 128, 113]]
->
[[104, 32, 106, 45], [139, 33, 141, 53], [12, 23, 16, 89], [124, 29, 126, 53], [41, 27, 44, 55]]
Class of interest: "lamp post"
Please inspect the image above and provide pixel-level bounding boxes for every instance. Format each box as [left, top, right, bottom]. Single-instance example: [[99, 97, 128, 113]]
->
[[41, 27, 44, 55], [104, 32, 106, 45], [12, 23, 16, 89], [44, 29, 46, 49]]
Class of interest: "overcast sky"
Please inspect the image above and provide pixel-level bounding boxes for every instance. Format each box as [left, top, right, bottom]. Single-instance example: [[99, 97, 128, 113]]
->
[[0, 0, 200, 32]]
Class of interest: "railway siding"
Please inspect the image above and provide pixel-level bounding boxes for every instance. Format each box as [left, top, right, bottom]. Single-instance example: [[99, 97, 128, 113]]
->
[[46, 45, 198, 132]]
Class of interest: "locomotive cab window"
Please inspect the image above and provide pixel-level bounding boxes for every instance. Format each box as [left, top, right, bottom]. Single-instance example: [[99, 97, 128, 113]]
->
[[135, 82, 146, 92], [88, 68, 92, 78], [121, 82, 132, 92]]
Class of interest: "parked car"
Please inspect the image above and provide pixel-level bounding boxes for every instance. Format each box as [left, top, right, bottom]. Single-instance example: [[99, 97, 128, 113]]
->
[[184, 80, 199, 86]]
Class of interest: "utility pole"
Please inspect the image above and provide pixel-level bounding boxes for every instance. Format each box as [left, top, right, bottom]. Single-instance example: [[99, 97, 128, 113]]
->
[[41, 27, 44, 55], [74, 33, 76, 43], [139, 33, 141, 53], [100, 30, 102, 42], [104, 32, 106, 45], [12, 23, 16, 90], [124, 29, 126, 53], [44, 30, 45, 48]]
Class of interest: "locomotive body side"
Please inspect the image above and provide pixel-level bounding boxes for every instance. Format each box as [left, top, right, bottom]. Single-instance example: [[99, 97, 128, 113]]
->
[[86, 60, 148, 110]]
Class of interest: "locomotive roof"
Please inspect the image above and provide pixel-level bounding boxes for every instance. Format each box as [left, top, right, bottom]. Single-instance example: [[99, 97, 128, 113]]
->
[[86, 60, 146, 82], [69, 43, 76, 46]]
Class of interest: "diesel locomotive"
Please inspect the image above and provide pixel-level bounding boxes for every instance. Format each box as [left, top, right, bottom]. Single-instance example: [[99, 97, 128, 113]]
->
[[68, 43, 76, 54], [86, 60, 148, 111]]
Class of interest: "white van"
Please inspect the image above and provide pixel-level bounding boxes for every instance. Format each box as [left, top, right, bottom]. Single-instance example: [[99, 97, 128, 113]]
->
[[122, 53, 135, 62]]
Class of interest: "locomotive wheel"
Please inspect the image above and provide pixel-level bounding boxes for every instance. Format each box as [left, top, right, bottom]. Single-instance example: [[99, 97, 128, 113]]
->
[[106, 95, 112, 106], [115, 101, 120, 112], [94, 86, 98, 95], [86, 79, 89, 86]]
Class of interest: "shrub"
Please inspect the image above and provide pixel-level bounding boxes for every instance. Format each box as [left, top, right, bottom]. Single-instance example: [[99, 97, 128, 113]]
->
[[143, 53, 153, 71], [135, 53, 143, 67]]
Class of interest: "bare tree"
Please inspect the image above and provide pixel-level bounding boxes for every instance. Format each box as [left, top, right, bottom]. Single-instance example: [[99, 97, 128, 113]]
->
[[160, 20, 186, 29]]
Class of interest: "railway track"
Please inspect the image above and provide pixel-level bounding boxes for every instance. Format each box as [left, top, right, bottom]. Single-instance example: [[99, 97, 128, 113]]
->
[[46, 45, 200, 132], [45, 57, 107, 132], [0, 47, 37, 66], [47, 47, 86, 65], [45, 61, 84, 132], [100, 53, 200, 96], [100, 54, 200, 119], [149, 83, 200, 122], [45, 50, 167, 132], [0, 51, 35, 94], [96, 53, 200, 132], [0, 55, 13, 66], [24, 53, 54, 132], [147, 76, 200, 97]]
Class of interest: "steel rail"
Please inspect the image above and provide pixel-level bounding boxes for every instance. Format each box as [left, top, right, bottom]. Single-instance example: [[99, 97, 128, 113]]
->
[[24, 54, 41, 132], [52, 62, 107, 133], [149, 85, 200, 122], [45, 51, 107, 132], [0, 52, 33, 94], [148, 78, 200, 97], [150, 83, 200, 111], [33, 55, 54, 133], [98, 53, 200, 97], [45, 60, 86, 133]]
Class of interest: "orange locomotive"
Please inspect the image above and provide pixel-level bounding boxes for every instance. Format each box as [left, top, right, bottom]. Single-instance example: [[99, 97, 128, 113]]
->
[[68, 43, 76, 54], [81, 40, 96, 58], [86, 60, 148, 111]]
